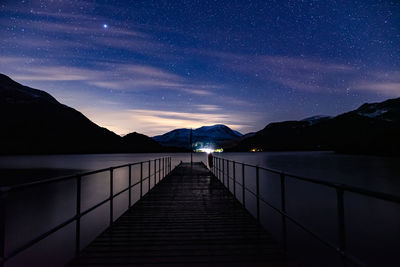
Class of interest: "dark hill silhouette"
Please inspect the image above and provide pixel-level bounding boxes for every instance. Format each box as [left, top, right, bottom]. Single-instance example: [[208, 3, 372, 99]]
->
[[121, 132, 163, 152], [233, 98, 400, 156], [0, 74, 161, 154]]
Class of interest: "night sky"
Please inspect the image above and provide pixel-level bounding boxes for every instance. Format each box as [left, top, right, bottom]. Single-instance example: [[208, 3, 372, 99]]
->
[[1, 0, 399, 136]]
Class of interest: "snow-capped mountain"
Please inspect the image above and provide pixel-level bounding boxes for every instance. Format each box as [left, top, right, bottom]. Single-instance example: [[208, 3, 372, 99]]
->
[[153, 124, 243, 149], [354, 98, 400, 121], [233, 97, 400, 155], [301, 115, 332, 125]]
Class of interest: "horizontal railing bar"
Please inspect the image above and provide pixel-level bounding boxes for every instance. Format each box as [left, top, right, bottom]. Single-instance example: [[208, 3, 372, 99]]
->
[[214, 157, 400, 204], [244, 187, 257, 198], [113, 187, 130, 199], [225, 175, 245, 188], [4, 215, 76, 261], [213, 163, 366, 267], [333, 183, 400, 203], [256, 195, 366, 267], [81, 164, 168, 217], [131, 180, 142, 189], [80, 198, 110, 218], [2, 158, 165, 191], [285, 172, 400, 203], [213, 158, 370, 266], [2, 157, 170, 263], [235, 180, 243, 188]]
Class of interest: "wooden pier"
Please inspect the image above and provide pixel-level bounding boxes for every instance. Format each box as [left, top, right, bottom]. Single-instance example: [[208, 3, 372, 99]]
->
[[70, 162, 292, 266]]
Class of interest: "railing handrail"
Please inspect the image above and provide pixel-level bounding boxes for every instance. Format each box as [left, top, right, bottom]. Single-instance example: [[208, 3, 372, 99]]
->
[[0, 157, 167, 192], [0, 156, 172, 266], [214, 156, 400, 204], [212, 156, 400, 267]]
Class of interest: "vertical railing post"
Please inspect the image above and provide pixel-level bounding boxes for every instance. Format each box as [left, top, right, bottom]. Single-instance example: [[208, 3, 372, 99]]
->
[[148, 161, 151, 192], [280, 173, 287, 251], [220, 158, 222, 181], [215, 158, 219, 178], [337, 188, 346, 254], [215, 157, 217, 177], [233, 161, 236, 198], [219, 158, 221, 181], [154, 159, 156, 187], [128, 165, 132, 208], [215, 157, 217, 174], [109, 168, 114, 226], [0, 187, 9, 267], [215, 158, 218, 178], [140, 162, 143, 198], [75, 175, 81, 256], [213, 157, 215, 174], [158, 159, 161, 183], [256, 166, 260, 223], [222, 159, 225, 185], [213, 157, 217, 175], [227, 160, 230, 191], [218, 158, 220, 180], [242, 163, 245, 207], [163, 158, 165, 179]]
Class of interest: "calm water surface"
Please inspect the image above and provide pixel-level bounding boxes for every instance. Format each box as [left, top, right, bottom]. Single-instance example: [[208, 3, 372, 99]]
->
[[0, 152, 399, 266], [219, 152, 400, 267]]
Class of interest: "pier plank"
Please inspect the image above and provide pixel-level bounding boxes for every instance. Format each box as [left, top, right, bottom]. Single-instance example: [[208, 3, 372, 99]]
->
[[70, 162, 293, 266]]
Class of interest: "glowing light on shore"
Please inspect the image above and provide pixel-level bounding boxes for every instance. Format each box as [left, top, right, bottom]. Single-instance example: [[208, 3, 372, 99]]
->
[[195, 147, 224, 153]]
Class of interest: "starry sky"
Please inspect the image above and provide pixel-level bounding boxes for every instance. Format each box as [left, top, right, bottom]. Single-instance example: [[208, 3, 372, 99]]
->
[[1, 0, 399, 136]]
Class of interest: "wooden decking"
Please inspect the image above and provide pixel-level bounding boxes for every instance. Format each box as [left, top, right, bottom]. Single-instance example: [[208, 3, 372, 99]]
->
[[70, 162, 293, 266]]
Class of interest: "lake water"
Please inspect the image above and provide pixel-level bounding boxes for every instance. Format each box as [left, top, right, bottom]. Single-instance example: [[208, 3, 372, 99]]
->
[[0, 152, 399, 266]]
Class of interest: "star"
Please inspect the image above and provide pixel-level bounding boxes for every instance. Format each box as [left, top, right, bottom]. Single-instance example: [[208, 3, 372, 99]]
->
[[103, 24, 108, 29]]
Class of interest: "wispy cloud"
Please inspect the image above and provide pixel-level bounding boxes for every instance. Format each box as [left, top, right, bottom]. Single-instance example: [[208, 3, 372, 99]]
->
[[79, 107, 254, 136], [353, 71, 400, 97], [195, 104, 221, 111], [205, 51, 400, 97], [0, 56, 221, 96], [208, 52, 355, 92]]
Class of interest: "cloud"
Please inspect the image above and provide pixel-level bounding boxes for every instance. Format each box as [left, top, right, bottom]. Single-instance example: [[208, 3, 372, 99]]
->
[[195, 104, 221, 111], [205, 51, 400, 97], [354, 82, 400, 96], [0, 56, 222, 96], [79, 107, 253, 136], [209, 52, 355, 93]]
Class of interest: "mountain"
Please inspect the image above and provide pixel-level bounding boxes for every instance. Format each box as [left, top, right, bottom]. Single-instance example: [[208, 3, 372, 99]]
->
[[233, 98, 400, 156], [0, 73, 161, 154], [121, 132, 164, 152], [301, 115, 332, 125], [153, 124, 243, 149]]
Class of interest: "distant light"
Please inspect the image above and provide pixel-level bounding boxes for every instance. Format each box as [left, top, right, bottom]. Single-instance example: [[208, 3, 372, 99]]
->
[[195, 147, 224, 153], [195, 148, 214, 154], [103, 24, 108, 29], [203, 148, 213, 154]]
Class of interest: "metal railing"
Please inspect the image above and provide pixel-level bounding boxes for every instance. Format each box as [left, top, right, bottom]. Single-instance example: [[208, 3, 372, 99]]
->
[[212, 156, 400, 266], [0, 157, 172, 266]]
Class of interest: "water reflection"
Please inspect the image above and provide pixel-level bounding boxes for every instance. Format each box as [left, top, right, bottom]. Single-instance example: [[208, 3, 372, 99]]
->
[[1, 152, 399, 266], [218, 152, 400, 267], [2, 154, 201, 266]]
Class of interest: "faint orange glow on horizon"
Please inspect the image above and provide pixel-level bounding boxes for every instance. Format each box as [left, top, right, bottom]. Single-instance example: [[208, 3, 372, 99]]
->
[[80, 107, 252, 137]]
